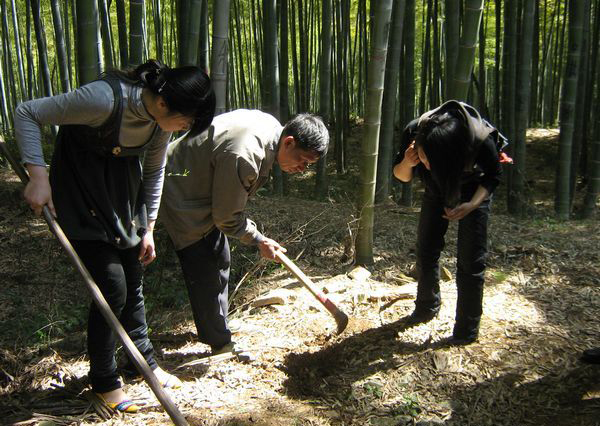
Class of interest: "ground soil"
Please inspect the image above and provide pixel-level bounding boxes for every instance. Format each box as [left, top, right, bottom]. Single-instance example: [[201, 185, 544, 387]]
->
[[0, 128, 599, 426]]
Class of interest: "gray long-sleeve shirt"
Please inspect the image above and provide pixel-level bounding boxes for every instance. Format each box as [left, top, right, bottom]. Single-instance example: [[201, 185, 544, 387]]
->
[[160, 109, 282, 250], [14, 80, 170, 219]]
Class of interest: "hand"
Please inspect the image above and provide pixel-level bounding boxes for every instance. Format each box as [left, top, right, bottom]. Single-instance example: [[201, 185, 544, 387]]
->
[[258, 237, 286, 260], [403, 141, 420, 167], [443, 202, 475, 221], [138, 230, 156, 265], [24, 165, 55, 217]]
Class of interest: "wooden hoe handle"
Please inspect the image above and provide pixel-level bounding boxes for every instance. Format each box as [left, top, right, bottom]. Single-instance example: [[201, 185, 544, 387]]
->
[[0, 139, 189, 426], [275, 251, 349, 334]]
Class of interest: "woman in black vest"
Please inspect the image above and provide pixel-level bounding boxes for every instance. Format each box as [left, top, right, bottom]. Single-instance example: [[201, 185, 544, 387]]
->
[[15, 60, 215, 412], [394, 101, 502, 345]]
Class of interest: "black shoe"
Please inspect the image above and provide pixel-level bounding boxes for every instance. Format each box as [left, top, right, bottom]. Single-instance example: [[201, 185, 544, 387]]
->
[[449, 335, 477, 346], [405, 308, 439, 325], [452, 318, 480, 344], [433, 334, 477, 348], [211, 341, 236, 356], [581, 347, 600, 364]]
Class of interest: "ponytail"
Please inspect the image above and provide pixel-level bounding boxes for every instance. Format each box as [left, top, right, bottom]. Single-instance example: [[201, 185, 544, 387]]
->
[[103, 59, 215, 137]]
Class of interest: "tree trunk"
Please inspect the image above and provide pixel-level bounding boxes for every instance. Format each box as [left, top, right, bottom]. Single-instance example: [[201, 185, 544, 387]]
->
[[262, 0, 282, 194], [376, 0, 406, 203], [529, 0, 539, 125], [211, 0, 231, 115], [115, 0, 128, 67], [97, 0, 114, 69], [177, 0, 190, 65], [450, 0, 484, 101], [399, 0, 416, 206], [129, 0, 145, 67], [50, 0, 71, 93], [1, 0, 16, 114], [315, 0, 332, 200], [555, 0, 584, 219], [199, 0, 209, 72], [581, 74, 600, 218], [444, 0, 460, 101], [182, 0, 202, 65], [31, 0, 54, 95], [334, 0, 346, 174], [419, 0, 431, 114], [431, 0, 440, 106], [509, 0, 535, 216], [25, 0, 35, 98], [262, 0, 279, 118], [10, 0, 26, 99], [502, 0, 517, 207], [355, 0, 393, 265], [571, 0, 593, 204], [152, 0, 163, 62]]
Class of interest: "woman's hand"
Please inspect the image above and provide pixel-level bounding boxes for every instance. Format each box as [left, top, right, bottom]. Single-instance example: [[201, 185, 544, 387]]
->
[[139, 222, 157, 265], [258, 237, 286, 260], [403, 141, 420, 167], [393, 141, 420, 182], [443, 185, 489, 221], [443, 202, 476, 221], [24, 164, 55, 216]]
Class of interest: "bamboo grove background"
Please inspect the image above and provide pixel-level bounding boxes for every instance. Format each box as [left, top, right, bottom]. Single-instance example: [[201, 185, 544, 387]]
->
[[0, 0, 598, 263]]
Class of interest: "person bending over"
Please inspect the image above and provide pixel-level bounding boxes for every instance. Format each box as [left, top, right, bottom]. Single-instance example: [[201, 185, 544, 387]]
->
[[15, 59, 215, 412], [160, 109, 329, 354], [393, 101, 503, 344]]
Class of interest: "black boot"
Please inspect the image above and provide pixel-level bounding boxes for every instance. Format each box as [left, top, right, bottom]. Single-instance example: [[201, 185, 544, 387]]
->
[[452, 316, 480, 344]]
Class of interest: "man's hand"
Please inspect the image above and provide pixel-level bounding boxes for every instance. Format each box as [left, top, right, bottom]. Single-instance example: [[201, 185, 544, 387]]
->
[[258, 237, 286, 260], [443, 202, 475, 221]]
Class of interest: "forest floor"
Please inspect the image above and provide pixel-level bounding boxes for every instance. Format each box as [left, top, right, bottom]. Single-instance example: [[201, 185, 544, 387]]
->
[[0, 127, 599, 426]]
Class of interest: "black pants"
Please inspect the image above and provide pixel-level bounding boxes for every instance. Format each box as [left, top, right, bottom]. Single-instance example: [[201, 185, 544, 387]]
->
[[72, 240, 157, 393], [414, 188, 491, 339], [175, 227, 232, 350]]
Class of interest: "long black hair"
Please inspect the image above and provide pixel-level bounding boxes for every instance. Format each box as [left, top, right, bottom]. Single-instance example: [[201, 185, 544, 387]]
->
[[414, 111, 472, 208], [104, 59, 215, 137]]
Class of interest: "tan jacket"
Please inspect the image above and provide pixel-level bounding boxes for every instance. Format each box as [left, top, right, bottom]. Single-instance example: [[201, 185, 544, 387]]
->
[[159, 109, 282, 250]]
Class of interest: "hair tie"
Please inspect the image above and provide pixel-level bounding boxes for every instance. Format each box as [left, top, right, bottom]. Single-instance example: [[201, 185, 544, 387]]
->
[[155, 67, 168, 93]]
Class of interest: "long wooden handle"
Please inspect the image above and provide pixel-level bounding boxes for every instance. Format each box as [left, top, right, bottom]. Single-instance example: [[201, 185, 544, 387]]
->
[[0, 140, 188, 426], [275, 251, 348, 334]]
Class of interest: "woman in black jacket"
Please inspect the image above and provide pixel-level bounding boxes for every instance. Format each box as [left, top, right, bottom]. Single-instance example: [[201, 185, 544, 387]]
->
[[394, 101, 503, 344]]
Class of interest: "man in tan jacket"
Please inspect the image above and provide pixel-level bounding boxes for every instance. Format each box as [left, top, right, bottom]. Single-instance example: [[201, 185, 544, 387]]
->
[[160, 109, 329, 353]]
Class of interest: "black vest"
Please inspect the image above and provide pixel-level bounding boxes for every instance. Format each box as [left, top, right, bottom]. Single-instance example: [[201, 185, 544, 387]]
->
[[49, 77, 151, 248]]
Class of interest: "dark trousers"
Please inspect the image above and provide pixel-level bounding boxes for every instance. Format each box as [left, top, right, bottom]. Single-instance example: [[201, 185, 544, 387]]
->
[[175, 227, 232, 350], [72, 240, 157, 393], [415, 188, 491, 339]]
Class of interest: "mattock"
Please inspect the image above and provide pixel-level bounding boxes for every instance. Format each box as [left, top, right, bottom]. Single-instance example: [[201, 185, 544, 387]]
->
[[275, 251, 349, 334]]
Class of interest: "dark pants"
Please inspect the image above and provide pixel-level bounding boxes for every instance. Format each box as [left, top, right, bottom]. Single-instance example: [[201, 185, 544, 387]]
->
[[72, 240, 157, 393], [414, 188, 491, 340], [175, 227, 232, 350]]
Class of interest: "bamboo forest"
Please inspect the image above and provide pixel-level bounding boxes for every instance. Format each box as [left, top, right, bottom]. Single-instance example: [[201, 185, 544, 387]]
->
[[0, 1, 599, 425]]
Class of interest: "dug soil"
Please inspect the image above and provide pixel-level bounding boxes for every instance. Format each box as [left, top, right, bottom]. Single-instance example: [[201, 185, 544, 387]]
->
[[0, 128, 598, 425]]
